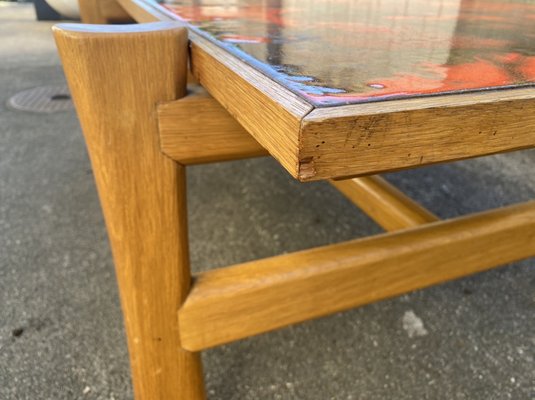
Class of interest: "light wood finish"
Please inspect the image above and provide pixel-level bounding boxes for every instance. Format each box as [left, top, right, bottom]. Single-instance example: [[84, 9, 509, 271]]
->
[[189, 37, 313, 176], [53, 23, 205, 400], [113, 1, 199, 84], [78, 0, 132, 23], [55, 4, 535, 396], [118, 0, 312, 175], [331, 176, 438, 231], [117, 0, 175, 23], [97, 0, 535, 181], [117, 0, 313, 176], [301, 88, 535, 180], [179, 200, 535, 351], [158, 86, 269, 164], [155, 93, 433, 229]]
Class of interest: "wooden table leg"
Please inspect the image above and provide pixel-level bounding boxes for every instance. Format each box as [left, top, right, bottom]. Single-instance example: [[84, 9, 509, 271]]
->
[[53, 23, 205, 400], [78, 0, 132, 24]]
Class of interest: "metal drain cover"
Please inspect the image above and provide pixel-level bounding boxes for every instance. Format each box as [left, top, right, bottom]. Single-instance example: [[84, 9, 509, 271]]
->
[[7, 85, 74, 113]]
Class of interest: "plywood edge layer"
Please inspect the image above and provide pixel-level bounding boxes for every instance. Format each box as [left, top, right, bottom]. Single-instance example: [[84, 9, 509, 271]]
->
[[178, 200, 535, 351]]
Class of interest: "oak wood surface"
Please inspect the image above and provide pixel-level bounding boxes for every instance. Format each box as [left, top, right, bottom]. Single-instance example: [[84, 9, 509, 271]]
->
[[58, 3, 535, 397], [115, 0, 535, 180], [189, 37, 313, 176], [300, 88, 535, 180], [156, 94, 436, 230], [57, 5, 535, 396], [158, 86, 269, 164], [179, 200, 535, 351], [108, 1, 535, 180], [156, 91, 437, 228], [118, 0, 313, 176], [331, 176, 439, 231], [53, 22, 205, 400]]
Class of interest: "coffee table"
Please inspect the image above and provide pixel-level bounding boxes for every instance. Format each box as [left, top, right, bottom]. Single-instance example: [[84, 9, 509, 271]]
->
[[54, 0, 535, 398]]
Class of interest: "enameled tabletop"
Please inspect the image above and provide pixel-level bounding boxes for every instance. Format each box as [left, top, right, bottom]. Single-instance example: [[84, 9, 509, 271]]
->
[[158, 0, 535, 106]]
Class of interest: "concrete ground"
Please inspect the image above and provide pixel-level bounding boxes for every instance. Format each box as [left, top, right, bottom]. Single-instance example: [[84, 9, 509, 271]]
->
[[1, 3, 535, 399]]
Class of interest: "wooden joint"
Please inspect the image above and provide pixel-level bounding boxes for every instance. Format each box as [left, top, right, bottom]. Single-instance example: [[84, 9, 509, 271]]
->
[[54, 22, 206, 399], [158, 85, 269, 164], [178, 200, 535, 351]]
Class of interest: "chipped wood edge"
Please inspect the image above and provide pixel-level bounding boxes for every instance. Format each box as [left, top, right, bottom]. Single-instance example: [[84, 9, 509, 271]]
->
[[299, 88, 535, 181], [53, 22, 205, 399]]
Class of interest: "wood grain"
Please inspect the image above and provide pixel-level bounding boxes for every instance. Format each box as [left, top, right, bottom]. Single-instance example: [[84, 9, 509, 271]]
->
[[300, 89, 535, 180], [189, 36, 313, 177], [115, 0, 313, 177], [156, 93, 435, 227], [53, 23, 205, 400], [116, 0, 535, 180], [331, 176, 438, 231], [179, 200, 535, 351], [158, 86, 269, 164]]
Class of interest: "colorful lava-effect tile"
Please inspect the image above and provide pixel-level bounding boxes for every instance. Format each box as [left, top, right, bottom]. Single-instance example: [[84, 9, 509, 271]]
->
[[160, 0, 535, 106]]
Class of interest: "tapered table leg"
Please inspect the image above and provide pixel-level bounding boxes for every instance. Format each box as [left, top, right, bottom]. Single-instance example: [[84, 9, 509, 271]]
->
[[53, 23, 206, 400]]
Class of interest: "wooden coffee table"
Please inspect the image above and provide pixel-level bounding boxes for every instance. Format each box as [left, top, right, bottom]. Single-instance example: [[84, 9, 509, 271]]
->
[[54, 0, 535, 398]]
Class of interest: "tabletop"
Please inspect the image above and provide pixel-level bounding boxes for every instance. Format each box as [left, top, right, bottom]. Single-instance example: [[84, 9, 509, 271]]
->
[[160, 0, 535, 106], [119, 0, 535, 180]]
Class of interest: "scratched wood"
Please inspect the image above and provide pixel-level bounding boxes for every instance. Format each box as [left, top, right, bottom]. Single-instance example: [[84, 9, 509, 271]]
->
[[299, 88, 535, 180], [107, 0, 535, 180]]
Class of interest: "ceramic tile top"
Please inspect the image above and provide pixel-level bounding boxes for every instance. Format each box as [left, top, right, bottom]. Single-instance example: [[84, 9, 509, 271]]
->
[[160, 0, 535, 106]]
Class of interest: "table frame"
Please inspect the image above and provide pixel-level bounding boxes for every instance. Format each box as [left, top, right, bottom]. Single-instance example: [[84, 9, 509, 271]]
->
[[81, 0, 535, 181], [53, 1, 535, 399]]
